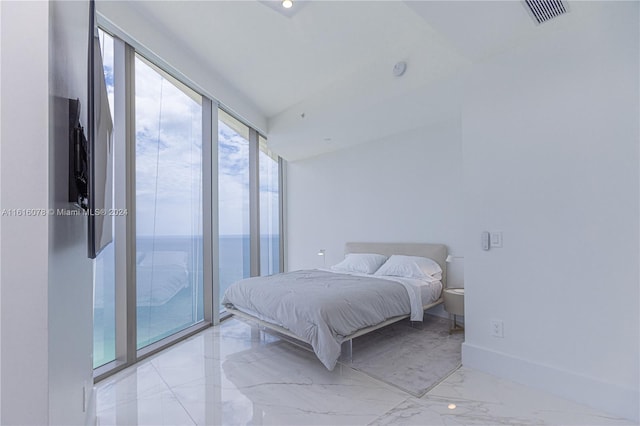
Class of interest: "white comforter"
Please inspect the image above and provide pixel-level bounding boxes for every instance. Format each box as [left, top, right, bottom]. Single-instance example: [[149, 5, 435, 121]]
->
[[222, 269, 441, 370]]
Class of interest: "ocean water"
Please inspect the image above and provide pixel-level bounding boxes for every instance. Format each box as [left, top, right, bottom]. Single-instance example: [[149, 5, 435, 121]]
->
[[219, 235, 281, 295], [93, 234, 279, 368]]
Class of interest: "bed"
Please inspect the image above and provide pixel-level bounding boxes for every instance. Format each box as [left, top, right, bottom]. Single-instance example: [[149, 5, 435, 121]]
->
[[222, 242, 448, 370]]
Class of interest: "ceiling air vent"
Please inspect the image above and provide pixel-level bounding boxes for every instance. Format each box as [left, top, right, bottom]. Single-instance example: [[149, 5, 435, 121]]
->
[[523, 0, 568, 25]]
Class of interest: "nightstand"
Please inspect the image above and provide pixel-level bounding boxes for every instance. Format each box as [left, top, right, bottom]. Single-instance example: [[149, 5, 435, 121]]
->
[[443, 288, 464, 333]]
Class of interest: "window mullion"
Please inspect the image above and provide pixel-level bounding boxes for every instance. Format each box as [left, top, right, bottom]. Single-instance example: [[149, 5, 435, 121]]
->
[[203, 98, 218, 325], [123, 41, 137, 365], [279, 157, 286, 273], [249, 128, 260, 277]]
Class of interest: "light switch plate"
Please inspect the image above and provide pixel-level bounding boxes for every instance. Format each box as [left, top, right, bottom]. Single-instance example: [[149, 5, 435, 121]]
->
[[481, 231, 490, 250], [490, 231, 503, 248]]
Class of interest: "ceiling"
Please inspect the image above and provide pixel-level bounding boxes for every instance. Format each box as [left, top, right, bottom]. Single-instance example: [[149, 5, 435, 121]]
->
[[98, 1, 583, 161]]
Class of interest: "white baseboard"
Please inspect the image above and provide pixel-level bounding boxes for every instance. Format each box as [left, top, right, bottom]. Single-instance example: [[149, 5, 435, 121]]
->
[[462, 342, 639, 423]]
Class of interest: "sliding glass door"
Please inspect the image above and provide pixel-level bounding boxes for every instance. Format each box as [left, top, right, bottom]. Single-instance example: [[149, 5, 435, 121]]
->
[[134, 54, 204, 349]]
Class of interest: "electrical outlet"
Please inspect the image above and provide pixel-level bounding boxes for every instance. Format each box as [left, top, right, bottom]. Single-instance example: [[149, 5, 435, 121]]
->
[[490, 319, 504, 338]]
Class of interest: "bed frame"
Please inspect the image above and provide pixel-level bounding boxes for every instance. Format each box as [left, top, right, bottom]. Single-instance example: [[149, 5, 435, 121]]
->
[[226, 242, 449, 361]]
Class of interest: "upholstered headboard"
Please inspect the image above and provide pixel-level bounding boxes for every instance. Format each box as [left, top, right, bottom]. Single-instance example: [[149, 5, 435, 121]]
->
[[345, 242, 448, 288]]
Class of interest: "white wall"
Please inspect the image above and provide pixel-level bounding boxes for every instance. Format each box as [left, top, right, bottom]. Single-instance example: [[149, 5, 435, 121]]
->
[[286, 119, 465, 292], [0, 1, 95, 424], [0, 1, 51, 424], [461, 2, 639, 422], [49, 1, 95, 424], [286, 2, 638, 421]]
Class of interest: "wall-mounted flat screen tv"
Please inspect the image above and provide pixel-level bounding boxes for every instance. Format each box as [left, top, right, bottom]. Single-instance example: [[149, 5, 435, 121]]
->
[[87, 0, 113, 259]]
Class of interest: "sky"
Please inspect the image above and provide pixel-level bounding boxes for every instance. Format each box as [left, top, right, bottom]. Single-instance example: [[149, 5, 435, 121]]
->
[[98, 30, 279, 238]]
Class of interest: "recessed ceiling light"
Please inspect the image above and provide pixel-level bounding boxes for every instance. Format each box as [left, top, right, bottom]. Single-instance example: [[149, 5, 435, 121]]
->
[[259, 0, 307, 18], [448, 403, 457, 410]]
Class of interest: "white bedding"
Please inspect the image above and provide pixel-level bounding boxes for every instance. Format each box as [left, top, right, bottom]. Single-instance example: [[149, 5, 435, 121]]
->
[[223, 268, 443, 369], [232, 270, 442, 324], [318, 268, 442, 321]]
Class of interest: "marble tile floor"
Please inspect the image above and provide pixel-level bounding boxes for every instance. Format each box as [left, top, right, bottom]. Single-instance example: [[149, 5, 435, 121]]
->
[[96, 319, 634, 426]]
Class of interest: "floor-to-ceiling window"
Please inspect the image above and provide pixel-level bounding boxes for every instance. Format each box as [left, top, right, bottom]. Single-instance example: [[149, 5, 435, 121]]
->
[[217, 110, 251, 312], [216, 116, 283, 313], [93, 24, 284, 379], [134, 54, 204, 349], [259, 136, 281, 276], [94, 29, 116, 368]]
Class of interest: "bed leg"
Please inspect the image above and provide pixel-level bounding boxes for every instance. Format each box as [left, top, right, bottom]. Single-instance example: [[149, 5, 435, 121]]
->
[[340, 339, 353, 364], [250, 325, 262, 342]]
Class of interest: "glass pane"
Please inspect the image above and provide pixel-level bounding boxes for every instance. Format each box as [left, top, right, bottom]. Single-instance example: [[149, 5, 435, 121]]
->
[[135, 54, 204, 349], [259, 136, 280, 276], [218, 109, 250, 312], [94, 29, 115, 369]]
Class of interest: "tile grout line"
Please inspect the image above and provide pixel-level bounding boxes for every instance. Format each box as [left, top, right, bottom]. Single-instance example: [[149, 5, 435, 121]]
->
[[150, 361, 199, 425], [366, 394, 416, 426], [418, 363, 463, 398]]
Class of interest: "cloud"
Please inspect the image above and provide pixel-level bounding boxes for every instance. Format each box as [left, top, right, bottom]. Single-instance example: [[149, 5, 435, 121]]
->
[[99, 32, 279, 237]]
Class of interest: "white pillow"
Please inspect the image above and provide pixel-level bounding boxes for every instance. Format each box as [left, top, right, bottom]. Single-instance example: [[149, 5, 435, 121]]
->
[[374, 255, 442, 280], [331, 253, 388, 275]]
